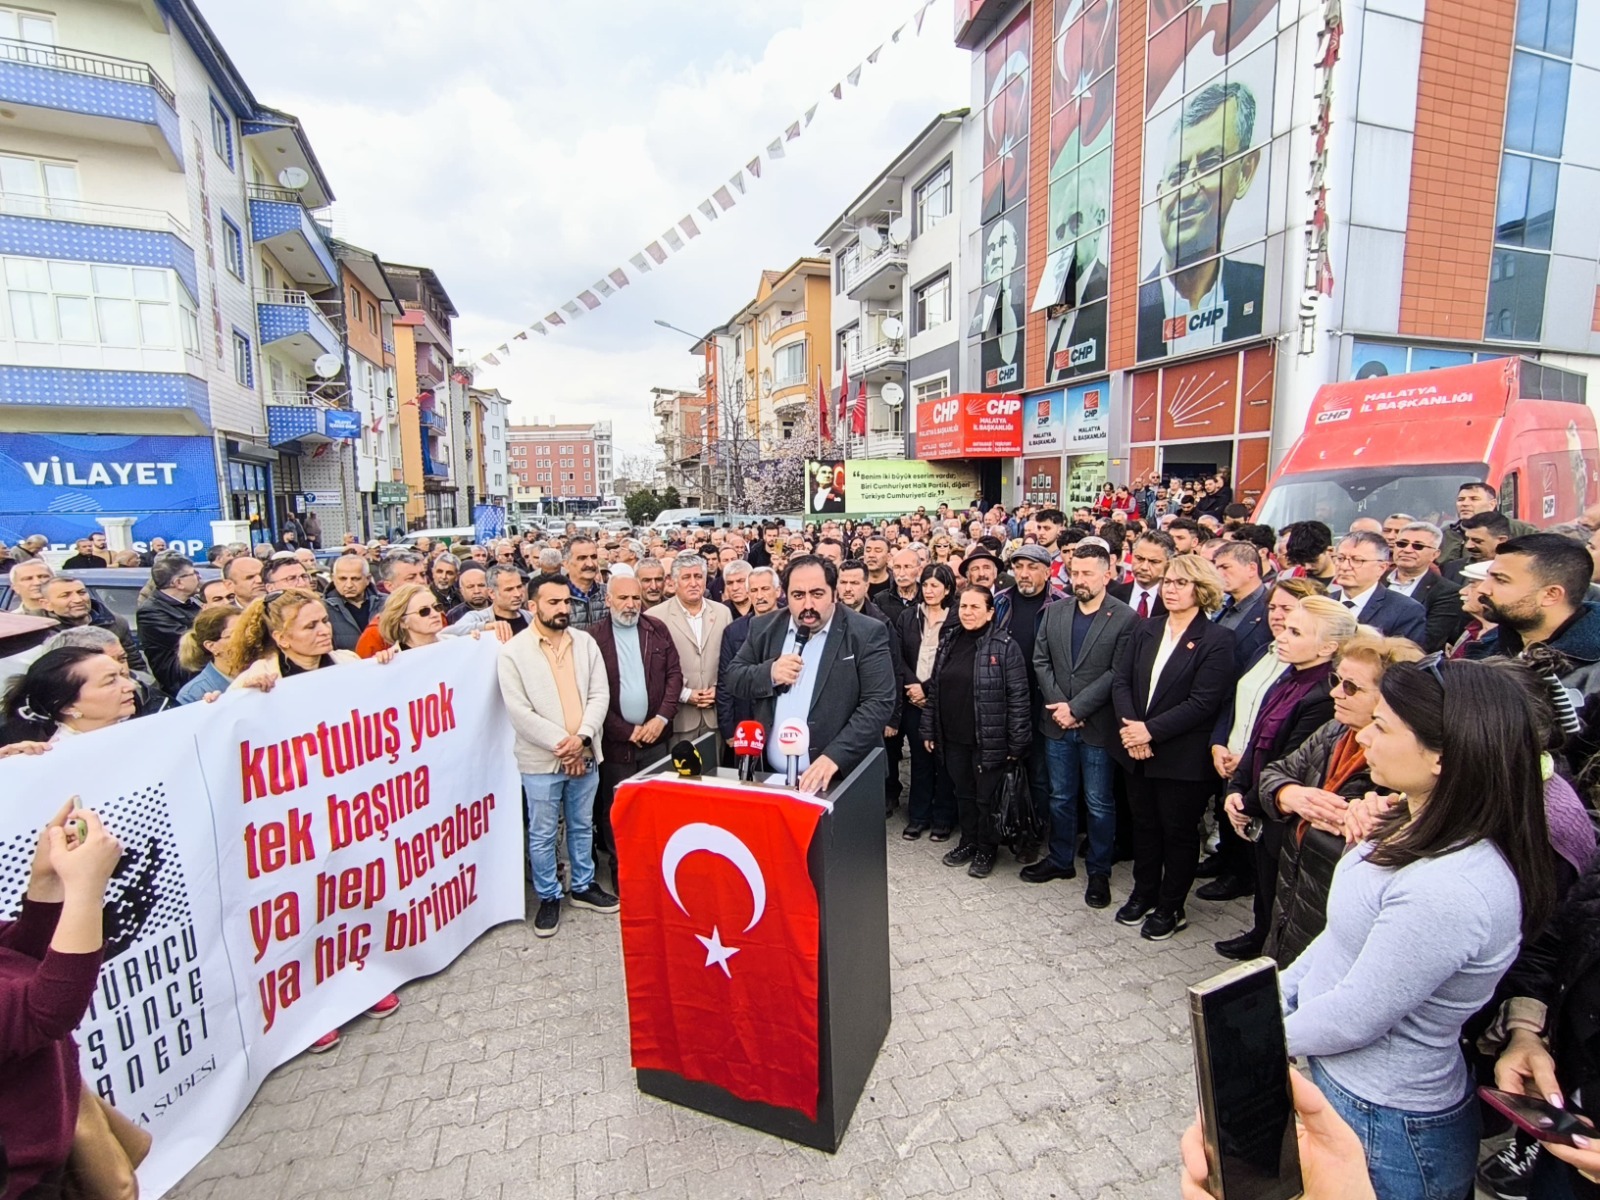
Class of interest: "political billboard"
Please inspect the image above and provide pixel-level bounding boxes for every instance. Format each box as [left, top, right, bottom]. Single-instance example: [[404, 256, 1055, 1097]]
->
[[804, 459, 980, 517], [0, 432, 221, 554]]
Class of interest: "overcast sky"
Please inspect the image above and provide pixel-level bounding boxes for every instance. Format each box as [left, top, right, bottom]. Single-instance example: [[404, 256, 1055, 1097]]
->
[[200, 0, 970, 468]]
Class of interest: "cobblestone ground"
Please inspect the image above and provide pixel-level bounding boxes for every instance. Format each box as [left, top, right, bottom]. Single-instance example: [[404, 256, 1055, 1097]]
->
[[166, 813, 1260, 1200]]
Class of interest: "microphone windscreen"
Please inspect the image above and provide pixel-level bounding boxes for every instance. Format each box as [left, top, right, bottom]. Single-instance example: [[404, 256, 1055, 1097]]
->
[[670, 741, 703, 778]]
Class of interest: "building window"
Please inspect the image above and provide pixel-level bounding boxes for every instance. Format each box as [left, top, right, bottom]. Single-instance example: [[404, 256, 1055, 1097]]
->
[[209, 98, 234, 170], [1505, 51, 1570, 158], [232, 329, 253, 387], [0, 153, 78, 215], [773, 340, 806, 387], [913, 273, 952, 334], [1516, 0, 1576, 59], [3, 258, 179, 349], [780, 420, 795, 440], [1486, 248, 1550, 342], [348, 285, 360, 315], [220, 214, 244, 280], [912, 374, 950, 404], [836, 324, 857, 363], [367, 302, 377, 333], [914, 161, 953, 236]]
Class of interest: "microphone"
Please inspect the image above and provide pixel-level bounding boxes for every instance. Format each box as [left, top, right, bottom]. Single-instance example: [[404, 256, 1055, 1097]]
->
[[774, 719, 810, 789], [670, 741, 703, 779], [732, 720, 767, 783], [774, 626, 812, 696]]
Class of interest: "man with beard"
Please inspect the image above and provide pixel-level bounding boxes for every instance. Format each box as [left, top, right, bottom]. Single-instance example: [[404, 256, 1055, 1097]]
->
[[726, 556, 897, 794], [446, 565, 493, 624], [325, 554, 377, 651], [430, 554, 463, 612], [636, 558, 668, 608], [1024, 543, 1135, 906], [1137, 81, 1265, 360], [995, 544, 1068, 828], [39, 575, 149, 674], [837, 558, 904, 812], [496, 573, 618, 939], [587, 572, 682, 894], [721, 560, 753, 619]]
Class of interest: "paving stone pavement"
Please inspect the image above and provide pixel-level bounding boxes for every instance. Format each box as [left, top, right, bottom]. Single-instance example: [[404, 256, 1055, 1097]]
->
[[165, 813, 1262, 1200]]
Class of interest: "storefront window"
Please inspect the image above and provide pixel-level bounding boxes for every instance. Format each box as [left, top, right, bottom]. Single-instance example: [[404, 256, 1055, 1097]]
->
[[227, 460, 274, 545]]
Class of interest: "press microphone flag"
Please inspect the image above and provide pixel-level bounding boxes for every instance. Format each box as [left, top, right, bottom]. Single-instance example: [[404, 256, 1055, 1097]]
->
[[670, 741, 703, 779], [732, 720, 766, 782]]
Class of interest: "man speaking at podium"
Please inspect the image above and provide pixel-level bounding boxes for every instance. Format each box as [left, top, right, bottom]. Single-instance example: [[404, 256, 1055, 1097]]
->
[[725, 554, 897, 795]]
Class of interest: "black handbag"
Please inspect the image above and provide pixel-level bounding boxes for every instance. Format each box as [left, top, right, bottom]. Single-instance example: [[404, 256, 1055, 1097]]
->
[[991, 759, 1046, 854]]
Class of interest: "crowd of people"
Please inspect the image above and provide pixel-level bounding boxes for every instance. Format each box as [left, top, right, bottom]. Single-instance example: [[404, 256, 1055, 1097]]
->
[[7, 473, 1600, 1198]]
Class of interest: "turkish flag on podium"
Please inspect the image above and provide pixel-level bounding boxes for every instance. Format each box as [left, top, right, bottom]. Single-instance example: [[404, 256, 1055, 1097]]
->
[[613, 777, 827, 1118]]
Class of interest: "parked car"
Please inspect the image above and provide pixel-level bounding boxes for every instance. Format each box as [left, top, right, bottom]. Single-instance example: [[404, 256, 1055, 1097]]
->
[[0, 566, 219, 631], [399, 526, 476, 549]]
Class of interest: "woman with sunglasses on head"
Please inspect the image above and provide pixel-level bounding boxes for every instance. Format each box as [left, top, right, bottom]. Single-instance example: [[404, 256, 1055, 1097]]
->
[[1109, 553, 1238, 942], [218, 588, 401, 1052], [378, 583, 446, 651], [1280, 655, 1558, 1200]]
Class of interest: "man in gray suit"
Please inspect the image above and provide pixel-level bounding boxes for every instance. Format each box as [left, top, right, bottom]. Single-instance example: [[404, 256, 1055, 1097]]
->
[[725, 555, 897, 796], [1022, 542, 1135, 909]]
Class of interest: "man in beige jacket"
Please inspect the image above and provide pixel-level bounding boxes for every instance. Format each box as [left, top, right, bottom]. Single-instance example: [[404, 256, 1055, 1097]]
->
[[655, 554, 731, 741], [497, 571, 618, 938]]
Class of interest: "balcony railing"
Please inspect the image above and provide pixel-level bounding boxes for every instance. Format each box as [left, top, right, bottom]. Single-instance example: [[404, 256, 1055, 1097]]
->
[[844, 327, 907, 375], [841, 242, 907, 294], [0, 37, 175, 107], [841, 431, 908, 459], [256, 288, 340, 358], [0, 191, 188, 238], [766, 310, 807, 339]]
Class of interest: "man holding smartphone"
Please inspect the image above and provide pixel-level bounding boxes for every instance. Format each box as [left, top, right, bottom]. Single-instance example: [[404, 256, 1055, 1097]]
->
[[497, 573, 619, 939]]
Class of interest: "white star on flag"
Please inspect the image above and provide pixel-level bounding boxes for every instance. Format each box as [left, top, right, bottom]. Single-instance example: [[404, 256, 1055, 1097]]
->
[[696, 927, 740, 977]]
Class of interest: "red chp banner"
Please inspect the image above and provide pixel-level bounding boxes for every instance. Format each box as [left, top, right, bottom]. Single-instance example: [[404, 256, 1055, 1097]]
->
[[613, 777, 826, 1118], [916, 392, 1023, 458]]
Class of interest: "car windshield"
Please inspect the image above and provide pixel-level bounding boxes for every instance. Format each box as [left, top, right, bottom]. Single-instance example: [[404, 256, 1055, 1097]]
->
[[1256, 463, 1487, 531]]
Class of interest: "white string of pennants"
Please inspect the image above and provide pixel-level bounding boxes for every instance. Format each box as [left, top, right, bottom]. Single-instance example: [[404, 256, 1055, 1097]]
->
[[474, 0, 940, 367]]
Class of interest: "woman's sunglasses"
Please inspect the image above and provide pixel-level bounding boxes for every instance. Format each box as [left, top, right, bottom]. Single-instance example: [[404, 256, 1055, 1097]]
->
[[411, 604, 441, 618]]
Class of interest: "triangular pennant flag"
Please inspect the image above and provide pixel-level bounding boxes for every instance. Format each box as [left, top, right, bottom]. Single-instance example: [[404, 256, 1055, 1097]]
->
[[578, 290, 600, 309], [804, 104, 818, 126], [698, 199, 718, 222], [561, 300, 582, 318], [914, 1, 930, 33], [747, 156, 762, 178], [785, 121, 801, 141], [728, 171, 746, 195], [679, 215, 700, 239], [831, 82, 843, 99], [713, 185, 736, 211], [593, 278, 614, 298], [484, 352, 500, 366], [609, 268, 629, 289], [892, 23, 905, 42], [531, 322, 548, 336], [867, 45, 882, 63], [514, 330, 529, 341], [662, 228, 685, 251], [546, 311, 565, 327], [646, 241, 668, 263], [847, 65, 862, 86], [767, 137, 785, 160], [631, 252, 653, 273]]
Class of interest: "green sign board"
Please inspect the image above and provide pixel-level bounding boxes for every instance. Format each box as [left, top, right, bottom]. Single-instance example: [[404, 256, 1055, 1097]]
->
[[375, 482, 410, 505], [803, 459, 979, 517]]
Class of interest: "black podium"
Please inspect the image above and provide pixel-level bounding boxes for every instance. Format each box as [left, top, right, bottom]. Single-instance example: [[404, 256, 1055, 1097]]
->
[[628, 749, 891, 1152]]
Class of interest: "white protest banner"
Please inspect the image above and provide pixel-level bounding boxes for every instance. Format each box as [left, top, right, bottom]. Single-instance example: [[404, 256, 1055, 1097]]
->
[[0, 636, 523, 1197]]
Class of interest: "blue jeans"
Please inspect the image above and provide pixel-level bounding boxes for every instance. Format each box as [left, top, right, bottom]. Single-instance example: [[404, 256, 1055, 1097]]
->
[[522, 769, 599, 901], [1309, 1059, 1479, 1200], [1044, 730, 1115, 877]]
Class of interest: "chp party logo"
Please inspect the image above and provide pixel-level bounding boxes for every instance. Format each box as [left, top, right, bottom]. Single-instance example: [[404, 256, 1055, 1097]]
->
[[967, 395, 1021, 418]]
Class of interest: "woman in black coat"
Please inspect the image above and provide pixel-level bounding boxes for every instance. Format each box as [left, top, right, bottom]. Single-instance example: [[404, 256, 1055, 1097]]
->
[[1109, 553, 1237, 941], [922, 585, 1031, 879], [896, 563, 959, 840]]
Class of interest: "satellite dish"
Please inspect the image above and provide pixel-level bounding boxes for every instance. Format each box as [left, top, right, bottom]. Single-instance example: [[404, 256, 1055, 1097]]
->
[[859, 226, 884, 252], [278, 166, 310, 190], [887, 217, 911, 246], [313, 353, 343, 379], [881, 382, 905, 408], [881, 316, 905, 341]]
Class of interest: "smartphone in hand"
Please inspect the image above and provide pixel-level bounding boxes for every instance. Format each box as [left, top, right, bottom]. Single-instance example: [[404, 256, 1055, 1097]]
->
[[1189, 958, 1304, 1200], [1480, 1087, 1596, 1147]]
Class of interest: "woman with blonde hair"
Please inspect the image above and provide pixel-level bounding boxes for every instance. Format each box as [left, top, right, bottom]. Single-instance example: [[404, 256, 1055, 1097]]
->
[[1212, 595, 1359, 960], [175, 602, 243, 704], [378, 583, 445, 651], [1110, 553, 1238, 941]]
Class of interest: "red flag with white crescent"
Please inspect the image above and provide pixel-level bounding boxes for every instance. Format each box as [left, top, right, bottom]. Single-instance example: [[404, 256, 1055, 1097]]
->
[[613, 778, 825, 1118], [851, 380, 867, 437]]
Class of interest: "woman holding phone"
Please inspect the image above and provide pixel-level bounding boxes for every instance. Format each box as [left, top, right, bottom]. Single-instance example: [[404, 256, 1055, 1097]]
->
[[1281, 656, 1557, 1200]]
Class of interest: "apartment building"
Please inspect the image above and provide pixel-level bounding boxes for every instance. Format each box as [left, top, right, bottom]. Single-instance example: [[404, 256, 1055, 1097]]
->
[[726, 258, 833, 454], [387, 262, 458, 528], [507, 419, 608, 512], [817, 110, 968, 460], [470, 385, 510, 510], [333, 239, 403, 537], [652, 385, 712, 506]]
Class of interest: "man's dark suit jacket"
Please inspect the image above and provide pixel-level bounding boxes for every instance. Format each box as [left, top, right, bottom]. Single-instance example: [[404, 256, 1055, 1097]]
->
[[1032, 595, 1135, 747], [1136, 258, 1265, 361], [1337, 585, 1428, 647], [587, 613, 683, 768], [1388, 570, 1465, 653], [1043, 260, 1108, 381], [1109, 579, 1166, 620], [726, 605, 897, 782]]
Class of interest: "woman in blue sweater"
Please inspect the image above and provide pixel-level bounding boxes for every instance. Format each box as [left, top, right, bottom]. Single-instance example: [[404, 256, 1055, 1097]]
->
[[1281, 656, 1557, 1200]]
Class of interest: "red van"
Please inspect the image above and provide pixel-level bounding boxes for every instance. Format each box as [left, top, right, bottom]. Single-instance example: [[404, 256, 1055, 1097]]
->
[[1255, 358, 1598, 531]]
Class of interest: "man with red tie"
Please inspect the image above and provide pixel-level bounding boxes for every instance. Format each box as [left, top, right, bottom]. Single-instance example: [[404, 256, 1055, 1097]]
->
[[1109, 531, 1174, 620]]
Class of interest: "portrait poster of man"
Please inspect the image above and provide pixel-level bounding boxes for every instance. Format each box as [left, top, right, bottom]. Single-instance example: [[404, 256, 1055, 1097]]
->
[[971, 205, 1026, 391], [1137, 1, 1280, 362]]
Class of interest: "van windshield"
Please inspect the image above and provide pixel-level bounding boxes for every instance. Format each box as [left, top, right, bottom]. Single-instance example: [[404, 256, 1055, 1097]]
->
[[1256, 463, 1487, 531]]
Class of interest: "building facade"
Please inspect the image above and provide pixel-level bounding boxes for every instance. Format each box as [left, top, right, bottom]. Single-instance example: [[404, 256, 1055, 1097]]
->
[[387, 263, 458, 529], [817, 110, 969, 461], [652, 386, 712, 506], [725, 258, 834, 455], [508, 420, 608, 513], [951, 0, 1600, 510]]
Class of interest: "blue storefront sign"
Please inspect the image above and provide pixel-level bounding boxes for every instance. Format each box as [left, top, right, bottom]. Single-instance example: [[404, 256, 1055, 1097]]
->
[[0, 433, 221, 555], [322, 410, 361, 440]]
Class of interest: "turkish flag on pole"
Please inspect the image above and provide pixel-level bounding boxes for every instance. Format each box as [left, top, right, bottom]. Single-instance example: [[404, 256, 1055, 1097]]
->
[[613, 777, 827, 1118], [815, 365, 830, 441], [851, 380, 868, 437], [837, 355, 850, 438]]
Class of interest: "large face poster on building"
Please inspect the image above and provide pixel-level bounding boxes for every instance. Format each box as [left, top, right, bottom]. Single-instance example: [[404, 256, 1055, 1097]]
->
[[805, 458, 979, 516], [1040, 0, 1118, 382], [1137, 0, 1281, 363], [0, 433, 221, 554], [970, 8, 1032, 394]]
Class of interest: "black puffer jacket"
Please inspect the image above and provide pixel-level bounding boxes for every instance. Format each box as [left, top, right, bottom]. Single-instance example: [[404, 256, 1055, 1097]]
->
[[921, 622, 1031, 771], [1258, 720, 1374, 969]]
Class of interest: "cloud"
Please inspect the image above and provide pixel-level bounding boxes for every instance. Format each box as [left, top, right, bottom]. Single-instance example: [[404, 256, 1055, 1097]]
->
[[198, 0, 968, 466]]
